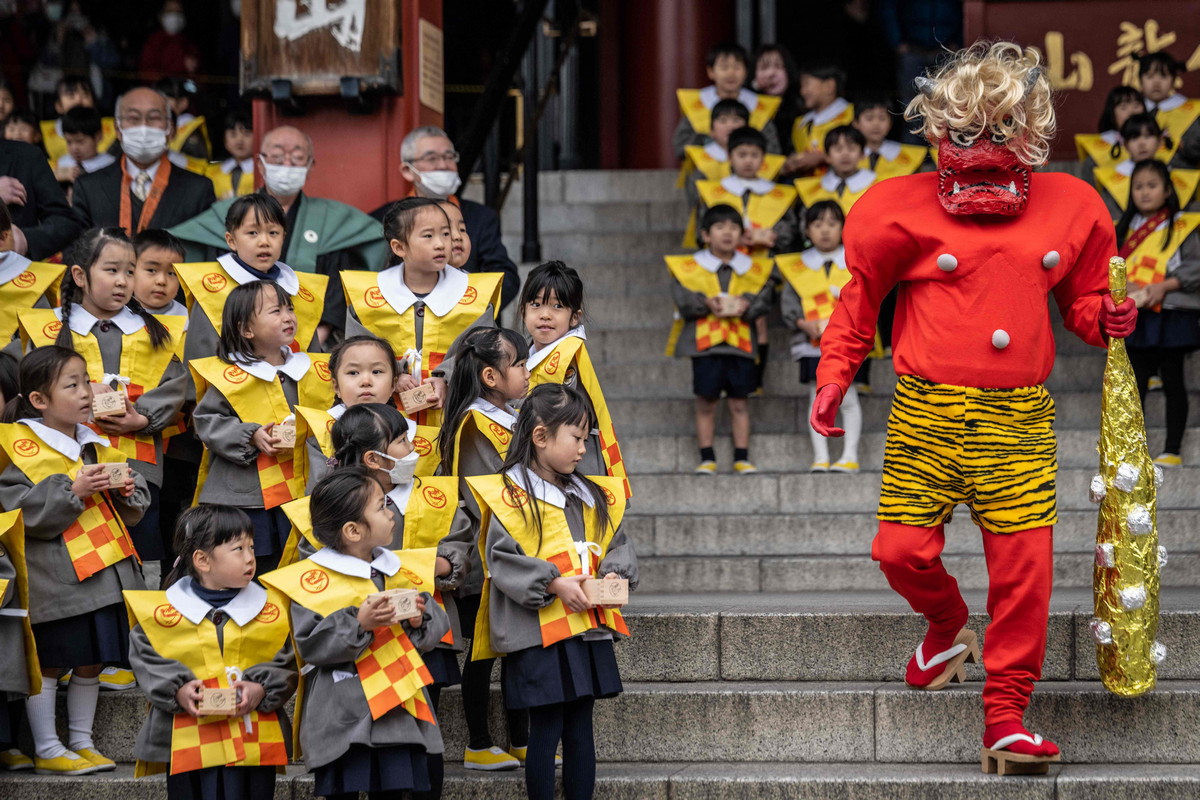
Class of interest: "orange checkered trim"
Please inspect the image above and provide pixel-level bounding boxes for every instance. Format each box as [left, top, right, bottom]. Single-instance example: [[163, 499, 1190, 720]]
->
[[696, 316, 752, 354], [257, 451, 299, 509], [169, 679, 287, 775], [356, 625, 434, 722], [63, 495, 137, 581]]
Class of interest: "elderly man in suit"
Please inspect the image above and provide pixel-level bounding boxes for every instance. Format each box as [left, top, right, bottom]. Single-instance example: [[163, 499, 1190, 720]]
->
[[0, 140, 83, 259]]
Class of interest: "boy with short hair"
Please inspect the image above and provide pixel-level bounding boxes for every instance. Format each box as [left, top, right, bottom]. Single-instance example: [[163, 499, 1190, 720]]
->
[[206, 109, 255, 200], [3, 111, 40, 147], [132, 229, 187, 317], [55, 106, 115, 184], [697, 127, 798, 256], [852, 97, 929, 179], [665, 205, 774, 475], [795, 125, 877, 213], [790, 64, 854, 173], [1139, 52, 1200, 169], [674, 42, 781, 161], [40, 76, 117, 163]]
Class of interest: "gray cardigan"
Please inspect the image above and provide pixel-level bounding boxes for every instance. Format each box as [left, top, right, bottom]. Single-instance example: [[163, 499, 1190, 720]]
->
[[0, 544, 29, 695], [0, 448, 149, 624], [290, 587, 449, 769], [670, 265, 774, 360], [1159, 225, 1200, 312], [484, 494, 638, 655]]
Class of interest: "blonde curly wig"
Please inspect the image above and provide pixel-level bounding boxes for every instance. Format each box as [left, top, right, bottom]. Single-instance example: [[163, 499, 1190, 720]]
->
[[904, 41, 1056, 167]]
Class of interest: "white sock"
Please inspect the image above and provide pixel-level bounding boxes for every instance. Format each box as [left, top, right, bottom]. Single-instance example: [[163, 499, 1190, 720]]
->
[[807, 387, 830, 464], [66, 674, 100, 752], [25, 675, 67, 759], [839, 385, 862, 464]]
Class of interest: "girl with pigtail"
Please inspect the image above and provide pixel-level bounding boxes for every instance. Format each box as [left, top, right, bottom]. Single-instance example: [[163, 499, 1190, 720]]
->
[[17, 227, 188, 597]]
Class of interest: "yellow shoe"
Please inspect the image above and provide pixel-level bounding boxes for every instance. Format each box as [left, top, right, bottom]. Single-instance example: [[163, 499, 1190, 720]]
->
[[1154, 453, 1183, 468], [73, 748, 115, 772], [463, 746, 520, 771], [854, 382, 872, 395], [694, 460, 717, 475], [508, 746, 562, 768], [33, 751, 99, 775], [1, 748, 34, 771], [810, 461, 830, 473], [1149, 375, 1163, 391], [830, 460, 860, 474], [98, 666, 137, 691], [733, 460, 759, 474]]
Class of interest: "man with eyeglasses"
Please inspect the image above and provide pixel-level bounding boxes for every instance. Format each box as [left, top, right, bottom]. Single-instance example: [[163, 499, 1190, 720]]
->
[[72, 87, 215, 234], [371, 125, 519, 309], [170, 124, 388, 339]]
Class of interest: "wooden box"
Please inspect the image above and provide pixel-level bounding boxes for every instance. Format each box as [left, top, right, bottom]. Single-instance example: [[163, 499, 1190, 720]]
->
[[102, 462, 131, 489], [197, 687, 238, 716], [399, 384, 437, 415], [582, 577, 629, 607], [372, 587, 420, 620], [91, 388, 125, 418], [274, 421, 297, 449], [713, 293, 741, 318]]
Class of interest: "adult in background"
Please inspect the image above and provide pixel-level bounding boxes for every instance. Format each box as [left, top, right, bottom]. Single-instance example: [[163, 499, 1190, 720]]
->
[[0, 138, 82, 259], [71, 87, 215, 234], [371, 125, 519, 309], [169, 125, 388, 337]]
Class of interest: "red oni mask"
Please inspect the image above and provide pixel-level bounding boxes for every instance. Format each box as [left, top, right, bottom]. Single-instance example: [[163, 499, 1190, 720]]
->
[[936, 133, 1031, 216]]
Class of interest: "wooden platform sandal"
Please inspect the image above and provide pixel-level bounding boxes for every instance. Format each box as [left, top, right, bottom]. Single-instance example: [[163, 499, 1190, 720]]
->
[[906, 628, 981, 691]]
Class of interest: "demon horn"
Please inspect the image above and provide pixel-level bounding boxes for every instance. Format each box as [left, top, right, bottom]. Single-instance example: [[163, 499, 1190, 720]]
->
[[1024, 67, 1042, 96], [914, 76, 936, 97]]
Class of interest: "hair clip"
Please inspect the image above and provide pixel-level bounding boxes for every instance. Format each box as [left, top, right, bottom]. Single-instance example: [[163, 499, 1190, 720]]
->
[[325, 456, 340, 468]]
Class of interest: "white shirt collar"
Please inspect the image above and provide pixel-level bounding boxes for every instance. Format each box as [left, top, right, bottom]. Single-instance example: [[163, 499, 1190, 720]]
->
[[59, 152, 116, 173], [867, 140, 902, 161], [0, 252, 31, 286], [328, 403, 347, 421], [1151, 93, 1187, 113], [821, 168, 875, 194], [142, 298, 188, 318], [377, 264, 470, 317], [216, 252, 299, 295], [696, 85, 760, 112], [504, 465, 595, 509], [801, 97, 849, 127], [61, 303, 144, 336], [221, 157, 255, 175], [702, 141, 728, 162], [386, 482, 414, 514], [527, 325, 587, 368], [1100, 129, 1120, 145], [719, 175, 776, 196], [468, 397, 517, 429], [18, 419, 108, 461], [166, 150, 190, 169], [1115, 159, 1135, 177], [125, 157, 159, 180], [236, 349, 312, 383], [693, 248, 752, 276], [165, 577, 267, 626], [800, 245, 847, 271], [309, 545, 400, 580]]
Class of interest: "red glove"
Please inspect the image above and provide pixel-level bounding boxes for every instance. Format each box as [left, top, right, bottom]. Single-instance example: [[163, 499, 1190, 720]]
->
[[1100, 296, 1138, 339], [809, 384, 845, 437]]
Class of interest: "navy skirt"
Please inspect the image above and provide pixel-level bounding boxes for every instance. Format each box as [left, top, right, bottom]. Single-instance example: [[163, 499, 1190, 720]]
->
[[165, 764, 276, 800], [127, 482, 163, 561], [1127, 308, 1200, 350], [798, 356, 820, 384], [313, 743, 429, 796], [31, 601, 130, 668], [241, 507, 291, 557], [502, 636, 622, 710], [423, 647, 462, 688]]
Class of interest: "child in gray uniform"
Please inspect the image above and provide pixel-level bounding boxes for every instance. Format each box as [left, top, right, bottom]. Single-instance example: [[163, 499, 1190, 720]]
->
[[126, 505, 297, 799], [262, 468, 450, 799]]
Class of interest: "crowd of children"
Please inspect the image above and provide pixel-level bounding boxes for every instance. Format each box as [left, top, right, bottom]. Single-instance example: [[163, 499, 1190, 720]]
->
[[0, 190, 636, 800], [668, 42, 1200, 474]]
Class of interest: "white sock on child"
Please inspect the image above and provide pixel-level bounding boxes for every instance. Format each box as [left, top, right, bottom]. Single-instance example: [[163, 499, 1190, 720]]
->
[[807, 386, 830, 464], [66, 674, 101, 752], [840, 385, 862, 464], [26, 675, 67, 759]]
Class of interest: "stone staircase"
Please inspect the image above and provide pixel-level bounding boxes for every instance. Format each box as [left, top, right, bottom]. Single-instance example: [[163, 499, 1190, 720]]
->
[[5, 169, 1200, 797]]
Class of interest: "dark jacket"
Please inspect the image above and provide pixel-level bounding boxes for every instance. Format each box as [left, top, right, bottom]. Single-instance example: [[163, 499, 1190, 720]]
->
[[0, 140, 84, 259], [72, 159, 216, 231]]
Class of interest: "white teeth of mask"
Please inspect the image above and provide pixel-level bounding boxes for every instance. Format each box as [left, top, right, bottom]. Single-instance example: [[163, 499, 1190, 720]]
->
[[1008, 181, 1017, 194], [952, 182, 960, 194]]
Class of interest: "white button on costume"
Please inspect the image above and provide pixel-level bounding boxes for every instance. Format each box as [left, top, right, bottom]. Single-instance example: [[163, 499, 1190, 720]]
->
[[992, 329, 1010, 349], [1042, 250, 1060, 269], [937, 253, 958, 272]]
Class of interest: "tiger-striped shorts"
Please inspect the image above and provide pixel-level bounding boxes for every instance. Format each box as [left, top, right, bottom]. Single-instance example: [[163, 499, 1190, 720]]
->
[[878, 375, 1058, 534]]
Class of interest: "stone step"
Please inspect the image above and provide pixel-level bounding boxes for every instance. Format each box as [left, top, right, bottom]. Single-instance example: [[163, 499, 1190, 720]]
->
[[499, 198, 690, 235], [620, 429, 1199, 473], [39, 678, 1200, 766], [609, 390, 1197, 436], [10, 762, 1200, 800], [501, 230, 681, 264]]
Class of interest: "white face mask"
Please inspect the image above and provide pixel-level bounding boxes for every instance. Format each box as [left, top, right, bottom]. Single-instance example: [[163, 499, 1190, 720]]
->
[[414, 168, 461, 199], [260, 159, 309, 196], [120, 125, 168, 164], [372, 450, 419, 486], [162, 11, 185, 35]]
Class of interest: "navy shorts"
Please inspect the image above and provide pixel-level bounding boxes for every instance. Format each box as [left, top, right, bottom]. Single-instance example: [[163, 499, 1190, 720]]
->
[[692, 354, 758, 399]]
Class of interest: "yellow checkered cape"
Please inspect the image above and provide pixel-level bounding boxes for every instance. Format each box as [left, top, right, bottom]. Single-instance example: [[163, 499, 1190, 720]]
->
[[467, 474, 628, 661], [665, 253, 773, 358], [776, 253, 854, 327], [19, 309, 185, 465], [0, 510, 42, 697], [1156, 99, 1200, 162], [1125, 213, 1200, 289], [276, 482, 459, 646], [175, 260, 329, 352], [341, 270, 504, 428], [1094, 166, 1200, 212], [190, 355, 334, 509], [0, 424, 137, 582], [527, 336, 631, 499], [261, 548, 438, 723], [450, 409, 512, 475], [0, 261, 63, 338], [676, 88, 780, 136], [696, 181, 796, 235], [792, 102, 855, 154], [292, 405, 439, 491], [124, 588, 291, 776], [858, 144, 930, 180]]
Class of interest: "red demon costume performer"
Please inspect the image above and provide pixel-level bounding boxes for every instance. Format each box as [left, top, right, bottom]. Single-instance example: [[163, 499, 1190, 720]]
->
[[811, 42, 1138, 773]]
